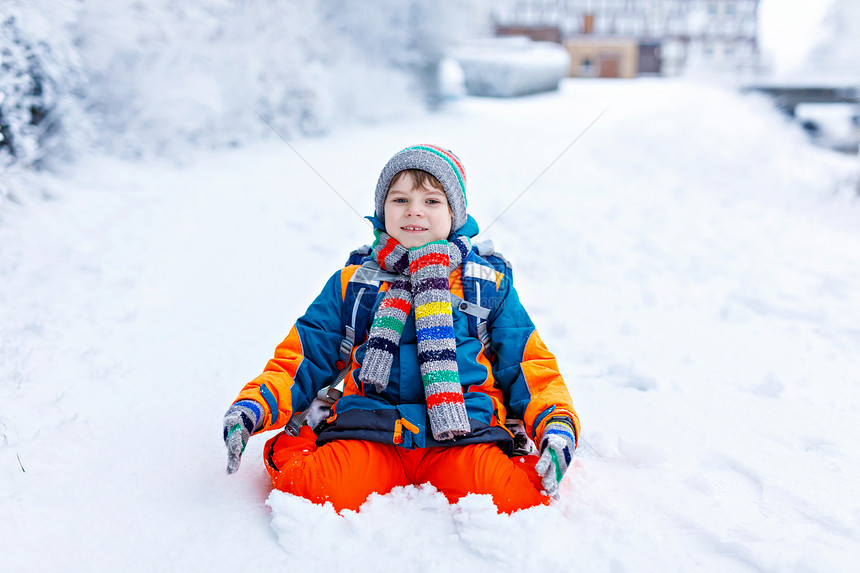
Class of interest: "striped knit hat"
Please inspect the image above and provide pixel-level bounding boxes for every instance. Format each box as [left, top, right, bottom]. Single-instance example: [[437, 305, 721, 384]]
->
[[374, 144, 468, 233]]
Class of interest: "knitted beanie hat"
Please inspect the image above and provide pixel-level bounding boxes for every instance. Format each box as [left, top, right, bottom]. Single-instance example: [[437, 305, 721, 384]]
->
[[374, 144, 468, 233]]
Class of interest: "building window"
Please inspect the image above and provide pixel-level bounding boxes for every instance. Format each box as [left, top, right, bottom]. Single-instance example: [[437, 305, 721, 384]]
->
[[708, 3, 718, 15], [726, 4, 735, 16], [580, 58, 594, 77]]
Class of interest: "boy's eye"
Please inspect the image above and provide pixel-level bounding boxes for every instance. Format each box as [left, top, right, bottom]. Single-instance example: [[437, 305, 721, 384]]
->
[[426, 199, 440, 205], [391, 197, 407, 203]]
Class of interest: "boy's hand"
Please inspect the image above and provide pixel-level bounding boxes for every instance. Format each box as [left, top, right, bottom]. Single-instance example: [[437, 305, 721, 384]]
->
[[535, 417, 576, 498], [223, 401, 262, 474]]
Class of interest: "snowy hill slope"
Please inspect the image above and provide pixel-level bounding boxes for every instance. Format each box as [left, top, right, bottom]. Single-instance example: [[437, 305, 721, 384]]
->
[[2, 79, 860, 571]]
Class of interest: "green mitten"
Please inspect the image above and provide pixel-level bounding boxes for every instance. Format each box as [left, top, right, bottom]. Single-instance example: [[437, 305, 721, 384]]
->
[[535, 418, 576, 498]]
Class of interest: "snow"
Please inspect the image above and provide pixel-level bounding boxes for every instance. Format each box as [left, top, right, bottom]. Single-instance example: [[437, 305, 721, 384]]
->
[[2, 78, 860, 571]]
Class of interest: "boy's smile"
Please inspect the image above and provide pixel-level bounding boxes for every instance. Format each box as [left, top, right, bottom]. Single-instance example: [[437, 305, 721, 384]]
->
[[384, 172, 453, 248]]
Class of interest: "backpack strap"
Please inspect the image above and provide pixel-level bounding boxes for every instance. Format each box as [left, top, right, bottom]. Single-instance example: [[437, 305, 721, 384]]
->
[[450, 293, 490, 344], [350, 260, 401, 286], [340, 264, 390, 362], [473, 239, 495, 258], [464, 260, 500, 283], [450, 293, 490, 319], [472, 239, 513, 281], [461, 255, 506, 349], [345, 244, 373, 267]]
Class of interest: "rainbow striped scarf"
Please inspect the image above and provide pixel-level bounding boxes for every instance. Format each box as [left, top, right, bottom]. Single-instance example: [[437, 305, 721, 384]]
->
[[359, 230, 472, 441]]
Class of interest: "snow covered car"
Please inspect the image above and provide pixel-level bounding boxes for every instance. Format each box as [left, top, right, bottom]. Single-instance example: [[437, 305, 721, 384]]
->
[[450, 37, 570, 98]]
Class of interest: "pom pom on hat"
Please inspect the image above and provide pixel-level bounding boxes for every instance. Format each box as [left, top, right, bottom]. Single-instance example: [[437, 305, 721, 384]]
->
[[374, 145, 468, 232]]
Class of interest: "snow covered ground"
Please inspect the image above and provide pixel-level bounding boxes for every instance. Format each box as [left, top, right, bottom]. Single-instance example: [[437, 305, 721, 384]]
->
[[2, 79, 860, 571]]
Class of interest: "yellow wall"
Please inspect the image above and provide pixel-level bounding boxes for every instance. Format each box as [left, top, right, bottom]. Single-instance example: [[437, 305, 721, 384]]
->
[[564, 39, 639, 78]]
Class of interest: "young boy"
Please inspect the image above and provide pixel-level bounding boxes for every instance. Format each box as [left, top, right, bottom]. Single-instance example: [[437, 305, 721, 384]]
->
[[223, 144, 580, 513]]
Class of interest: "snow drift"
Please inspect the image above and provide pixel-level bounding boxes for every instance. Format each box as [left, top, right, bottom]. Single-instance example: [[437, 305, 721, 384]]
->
[[1, 79, 860, 571]]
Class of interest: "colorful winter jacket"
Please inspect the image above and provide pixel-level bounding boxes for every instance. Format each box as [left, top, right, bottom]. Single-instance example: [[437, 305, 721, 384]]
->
[[233, 250, 580, 453]]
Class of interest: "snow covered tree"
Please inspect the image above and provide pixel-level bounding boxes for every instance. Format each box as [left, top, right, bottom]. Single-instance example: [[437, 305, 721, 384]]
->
[[0, 15, 47, 170], [1, 2, 89, 203]]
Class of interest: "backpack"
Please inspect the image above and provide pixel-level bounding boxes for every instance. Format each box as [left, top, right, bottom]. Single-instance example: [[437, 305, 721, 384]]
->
[[286, 241, 536, 456]]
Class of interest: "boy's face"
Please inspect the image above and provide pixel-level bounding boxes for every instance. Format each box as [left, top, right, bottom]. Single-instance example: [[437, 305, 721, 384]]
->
[[384, 172, 453, 248]]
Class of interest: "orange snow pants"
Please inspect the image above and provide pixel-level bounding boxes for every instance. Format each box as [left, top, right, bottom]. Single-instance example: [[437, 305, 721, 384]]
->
[[264, 426, 550, 514]]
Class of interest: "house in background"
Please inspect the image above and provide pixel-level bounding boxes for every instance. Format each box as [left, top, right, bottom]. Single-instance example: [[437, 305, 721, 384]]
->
[[565, 37, 639, 78], [491, 0, 761, 78]]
